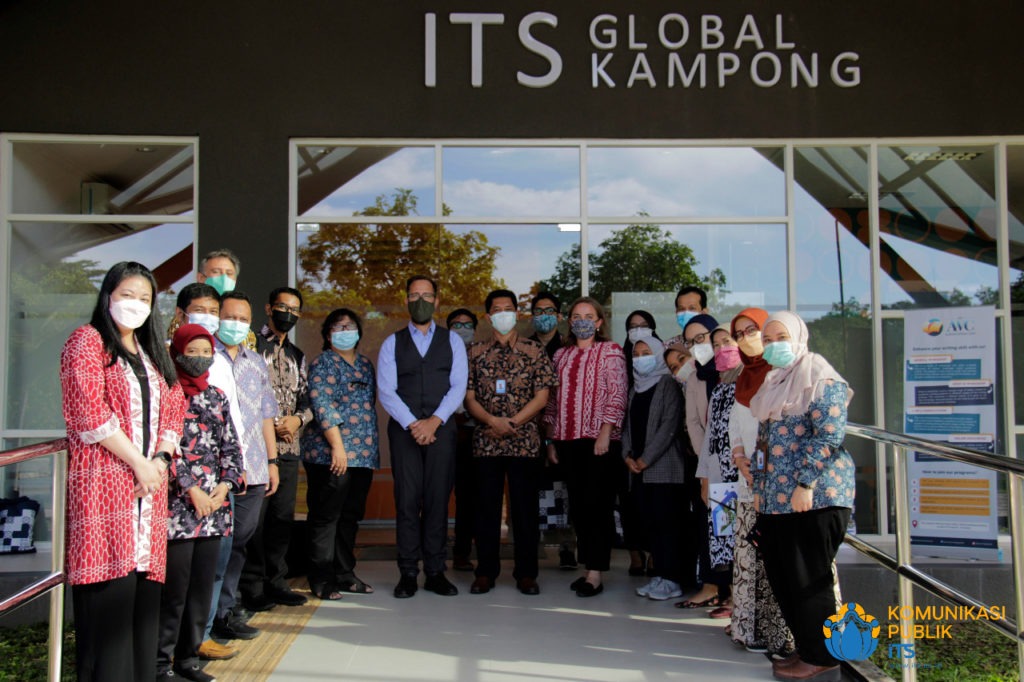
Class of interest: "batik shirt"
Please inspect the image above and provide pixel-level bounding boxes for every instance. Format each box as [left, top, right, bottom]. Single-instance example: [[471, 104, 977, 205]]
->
[[301, 351, 380, 470], [467, 334, 558, 458], [257, 325, 313, 460], [754, 381, 856, 515], [214, 340, 278, 485], [169, 386, 244, 539]]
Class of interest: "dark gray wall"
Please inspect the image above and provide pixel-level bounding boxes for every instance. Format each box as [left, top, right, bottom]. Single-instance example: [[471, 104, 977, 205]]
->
[[2, 0, 1023, 298]]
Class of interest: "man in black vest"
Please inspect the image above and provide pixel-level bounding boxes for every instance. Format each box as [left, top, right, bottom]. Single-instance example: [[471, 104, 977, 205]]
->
[[378, 275, 469, 598]]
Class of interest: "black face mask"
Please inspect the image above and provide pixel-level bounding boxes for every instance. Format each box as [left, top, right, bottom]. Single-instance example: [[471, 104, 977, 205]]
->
[[175, 354, 214, 378], [408, 298, 435, 325], [271, 309, 298, 333]]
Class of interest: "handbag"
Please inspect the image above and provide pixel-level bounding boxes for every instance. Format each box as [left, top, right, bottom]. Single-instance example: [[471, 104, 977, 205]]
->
[[0, 496, 40, 554]]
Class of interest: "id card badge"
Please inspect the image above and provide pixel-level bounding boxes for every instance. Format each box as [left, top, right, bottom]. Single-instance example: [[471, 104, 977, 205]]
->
[[495, 379, 507, 395], [754, 449, 766, 472]]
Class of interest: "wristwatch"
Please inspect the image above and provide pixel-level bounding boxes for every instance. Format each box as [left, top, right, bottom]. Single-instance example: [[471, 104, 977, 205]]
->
[[154, 450, 173, 465], [267, 457, 280, 466], [797, 481, 815, 490]]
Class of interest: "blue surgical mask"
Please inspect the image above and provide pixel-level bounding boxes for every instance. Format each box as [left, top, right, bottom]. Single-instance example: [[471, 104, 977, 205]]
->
[[216, 319, 250, 347], [571, 319, 596, 339], [763, 341, 797, 368], [332, 330, 359, 350], [676, 311, 697, 330], [533, 313, 557, 334], [633, 355, 658, 375], [188, 312, 220, 336], [490, 311, 517, 335], [205, 273, 236, 296]]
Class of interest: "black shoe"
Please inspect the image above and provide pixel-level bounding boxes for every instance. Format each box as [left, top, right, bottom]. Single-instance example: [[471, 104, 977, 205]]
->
[[424, 573, 459, 596], [232, 606, 255, 623], [173, 663, 216, 682], [267, 588, 308, 606], [575, 581, 604, 597], [569, 576, 586, 591], [470, 576, 494, 594], [211, 615, 260, 641], [156, 670, 176, 680], [559, 549, 578, 570], [393, 574, 418, 599], [241, 594, 276, 613]]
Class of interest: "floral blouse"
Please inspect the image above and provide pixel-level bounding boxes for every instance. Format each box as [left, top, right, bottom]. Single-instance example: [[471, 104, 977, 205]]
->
[[754, 381, 855, 515], [301, 351, 380, 470], [168, 386, 244, 540]]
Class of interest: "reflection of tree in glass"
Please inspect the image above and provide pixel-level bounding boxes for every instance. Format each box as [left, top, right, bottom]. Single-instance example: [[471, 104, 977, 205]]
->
[[298, 189, 502, 317], [535, 222, 726, 309]]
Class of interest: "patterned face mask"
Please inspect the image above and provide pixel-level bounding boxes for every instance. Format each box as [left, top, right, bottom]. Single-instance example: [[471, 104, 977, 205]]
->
[[175, 354, 213, 377]]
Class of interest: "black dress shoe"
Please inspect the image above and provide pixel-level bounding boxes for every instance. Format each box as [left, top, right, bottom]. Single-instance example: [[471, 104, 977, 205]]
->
[[575, 582, 604, 597], [516, 577, 540, 595], [394, 575, 418, 598], [172, 662, 216, 682], [469, 576, 494, 594], [424, 573, 459, 596], [211, 615, 259, 641], [242, 594, 276, 613], [569, 576, 587, 591], [268, 588, 308, 606]]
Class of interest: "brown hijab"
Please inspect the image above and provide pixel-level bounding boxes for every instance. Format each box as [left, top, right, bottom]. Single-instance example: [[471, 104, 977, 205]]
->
[[732, 307, 771, 407]]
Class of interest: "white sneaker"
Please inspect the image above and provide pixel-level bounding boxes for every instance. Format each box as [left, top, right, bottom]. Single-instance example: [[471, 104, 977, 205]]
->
[[635, 577, 662, 597], [647, 578, 683, 601]]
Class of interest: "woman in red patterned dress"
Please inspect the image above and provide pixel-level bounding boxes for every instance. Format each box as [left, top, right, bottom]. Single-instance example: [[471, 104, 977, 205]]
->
[[59, 261, 185, 682], [544, 297, 628, 597]]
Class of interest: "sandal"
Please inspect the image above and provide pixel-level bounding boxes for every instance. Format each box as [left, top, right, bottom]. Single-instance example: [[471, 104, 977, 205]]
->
[[313, 584, 344, 601], [337, 578, 374, 594], [674, 594, 723, 609], [709, 605, 733, 619]]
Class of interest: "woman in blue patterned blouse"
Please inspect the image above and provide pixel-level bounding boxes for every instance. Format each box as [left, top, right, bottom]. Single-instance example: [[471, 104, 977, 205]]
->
[[749, 311, 854, 682], [301, 308, 380, 599]]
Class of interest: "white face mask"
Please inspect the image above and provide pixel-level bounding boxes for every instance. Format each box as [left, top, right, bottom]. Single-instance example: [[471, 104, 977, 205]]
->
[[490, 311, 517, 335], [627, 327, 653, 344], [110, 298, 151, 330], [188, 312, 220, 336], [691, 342, 714, 366], [674, 362, 695, 385]]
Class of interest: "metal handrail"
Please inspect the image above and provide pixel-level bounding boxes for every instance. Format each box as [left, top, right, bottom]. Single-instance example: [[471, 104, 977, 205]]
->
[[844, 422, 1024, 682], [0, 438, 67, 682]]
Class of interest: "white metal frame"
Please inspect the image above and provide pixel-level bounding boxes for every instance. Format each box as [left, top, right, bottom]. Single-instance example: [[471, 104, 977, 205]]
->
[[0, 132, 200, 447], [289, 136, 1022, 538]]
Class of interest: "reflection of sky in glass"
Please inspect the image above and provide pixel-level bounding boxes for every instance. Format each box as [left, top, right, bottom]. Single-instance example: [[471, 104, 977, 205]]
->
[[442, 147, 580, 217], [301, 147, 435, 217], [587, 147, 785, 217], [880, 232, 999, 306], [75, 223, 195, 298]]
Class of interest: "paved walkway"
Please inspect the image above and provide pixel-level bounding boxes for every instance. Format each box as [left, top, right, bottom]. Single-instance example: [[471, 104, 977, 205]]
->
[[265, 556, 776, 682]]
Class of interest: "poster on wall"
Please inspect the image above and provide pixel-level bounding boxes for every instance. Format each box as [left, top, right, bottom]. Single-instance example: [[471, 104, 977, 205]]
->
[[903, 306, 999, 561]]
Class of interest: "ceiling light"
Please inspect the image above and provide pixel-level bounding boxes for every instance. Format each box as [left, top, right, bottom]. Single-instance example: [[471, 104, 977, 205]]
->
[[136, 146, 155, 153], [558, 223, 581, 232]]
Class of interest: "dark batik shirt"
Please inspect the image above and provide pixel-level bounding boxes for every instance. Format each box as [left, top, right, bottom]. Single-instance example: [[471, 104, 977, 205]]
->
[[257, 324, 313, 460], [468, 333, 558, 458]]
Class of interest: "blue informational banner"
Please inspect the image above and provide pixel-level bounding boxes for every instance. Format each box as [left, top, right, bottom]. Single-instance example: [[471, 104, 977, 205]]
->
[[903, 307, 1000, 561]]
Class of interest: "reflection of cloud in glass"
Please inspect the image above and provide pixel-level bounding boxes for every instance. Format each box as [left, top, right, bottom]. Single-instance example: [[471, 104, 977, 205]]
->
[[447, 225, 577, 298], [304, 148, 434, 217], [444, 180, 578, 217]]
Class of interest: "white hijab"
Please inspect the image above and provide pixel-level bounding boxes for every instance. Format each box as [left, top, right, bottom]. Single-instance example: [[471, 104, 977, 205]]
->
[[749, 311, 852, 421]]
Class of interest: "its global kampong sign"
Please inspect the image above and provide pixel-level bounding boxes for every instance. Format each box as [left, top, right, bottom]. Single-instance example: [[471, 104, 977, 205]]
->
[[424, 11, 861, 90]]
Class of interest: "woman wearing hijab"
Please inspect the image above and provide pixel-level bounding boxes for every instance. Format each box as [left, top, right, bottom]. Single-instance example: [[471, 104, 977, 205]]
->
[[59, 262, 185, 682], [621, 337, 687, 600], [675, 313, 720, 607], [725, 309, 795, 658], [621, 309, 662, 574], [158, 324, 244, 682], [750, 311, 855, 682]]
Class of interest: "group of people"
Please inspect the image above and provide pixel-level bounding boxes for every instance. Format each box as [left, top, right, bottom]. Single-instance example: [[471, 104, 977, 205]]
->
[[59, 249, 854, 682]]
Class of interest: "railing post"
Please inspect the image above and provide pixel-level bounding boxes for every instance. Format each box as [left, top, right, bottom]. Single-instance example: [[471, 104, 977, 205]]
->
[[892, 444, 916, 682], [47, 449, 66, 682], [1008, 472, 1024, 681]]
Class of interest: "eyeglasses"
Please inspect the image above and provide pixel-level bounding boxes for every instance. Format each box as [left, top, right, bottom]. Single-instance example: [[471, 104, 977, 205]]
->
[[533, 307, 557, 316], [331, 324, 358, 332], [450, 322, 475, 330], [683, 331, 709, 349], [732, 325, 760, 342], [272, 303, 302, 315], [407, 292, 436, 302], [627, 324, 650, 331]]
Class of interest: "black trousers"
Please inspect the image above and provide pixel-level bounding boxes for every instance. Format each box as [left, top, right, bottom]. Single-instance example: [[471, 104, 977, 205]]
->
[[639, 482, 687, 584], [304, 462, 374, 593], [72, 571, 162, 682], [389, 418, 457, 576], [216, 485, 264, 620], [558, 438, 620, 572], [158, 536, 221, 672], [452, 423, 477, 558], [618, 463, 643, 552], [474, 456, 541, 580], [241, 458, 300, 598], [759, 507, 851, 667]]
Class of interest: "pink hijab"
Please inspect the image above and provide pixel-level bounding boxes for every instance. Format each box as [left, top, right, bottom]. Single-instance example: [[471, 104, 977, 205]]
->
[[749, 311, 852, 421]]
